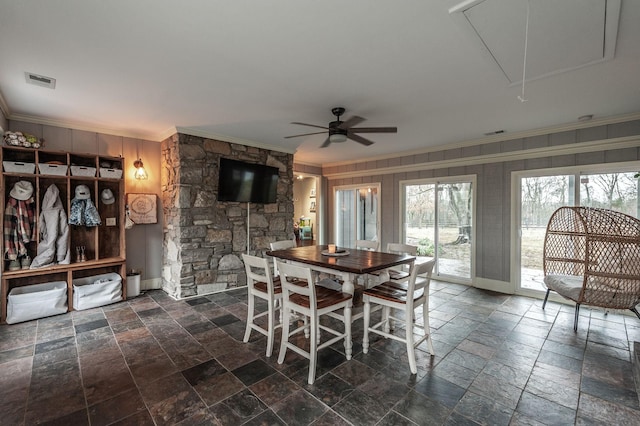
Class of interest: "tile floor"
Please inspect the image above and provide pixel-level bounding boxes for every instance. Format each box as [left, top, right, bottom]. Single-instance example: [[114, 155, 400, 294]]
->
[[0, 281, 639, 425]]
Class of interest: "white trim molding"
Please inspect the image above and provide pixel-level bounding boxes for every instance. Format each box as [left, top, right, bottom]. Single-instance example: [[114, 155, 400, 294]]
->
[[475, 277, 515, 294]]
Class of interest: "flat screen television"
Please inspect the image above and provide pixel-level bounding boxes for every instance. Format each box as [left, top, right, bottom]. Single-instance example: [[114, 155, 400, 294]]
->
[[217, 157, 279, 203]]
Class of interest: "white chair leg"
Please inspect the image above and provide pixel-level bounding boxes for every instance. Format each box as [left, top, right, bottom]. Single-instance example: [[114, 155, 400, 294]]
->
[[243, 293, 254, 343], [266, 299, 275, 357], [362, 299, 370, 354], [423, 300, 434, 355], [383, 306, 391, 333], [406, 309, 417, 374], [308, 317, 318, 384], [277, 306, 290, 365], [344, 304, 352, 360]]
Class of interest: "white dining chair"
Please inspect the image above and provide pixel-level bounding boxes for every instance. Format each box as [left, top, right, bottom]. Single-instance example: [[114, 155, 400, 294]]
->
[[362, 258, 436, 374], [356, 239, 379, 251], [242, 254, 282, 357], [269, 239, 297, 276], [276, 260, 353, 384], [355, 239, 381, 289], [385, 242, 418, 282]]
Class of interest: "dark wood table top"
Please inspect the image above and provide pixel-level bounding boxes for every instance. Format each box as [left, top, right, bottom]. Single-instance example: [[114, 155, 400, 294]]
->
[[267, 245, 415, 275]]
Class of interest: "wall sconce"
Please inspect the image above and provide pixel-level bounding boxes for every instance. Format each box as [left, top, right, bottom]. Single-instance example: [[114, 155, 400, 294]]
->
[[133, 158, 148, 180]]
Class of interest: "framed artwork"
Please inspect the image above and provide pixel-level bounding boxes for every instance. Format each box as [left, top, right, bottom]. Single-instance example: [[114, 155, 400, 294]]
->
[[309, 201, 316, 212], [127, 193, 157, 224], [310, 188, 316, 197]]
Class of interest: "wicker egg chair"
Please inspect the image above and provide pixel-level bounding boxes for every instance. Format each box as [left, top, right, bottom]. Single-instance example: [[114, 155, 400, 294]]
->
[[542, 206, 640, 331]]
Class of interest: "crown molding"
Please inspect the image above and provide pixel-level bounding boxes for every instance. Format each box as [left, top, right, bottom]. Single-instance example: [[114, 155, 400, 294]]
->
[[8, 112, 159, 141], [323, 135, 640, 180], [322, 111, 640, 169], [173, 126, 296, 155]]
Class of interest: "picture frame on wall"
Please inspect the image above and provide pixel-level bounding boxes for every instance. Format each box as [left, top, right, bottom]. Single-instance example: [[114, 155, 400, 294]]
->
[[309, 201, 316, 212], [127, 193, 158, 224]]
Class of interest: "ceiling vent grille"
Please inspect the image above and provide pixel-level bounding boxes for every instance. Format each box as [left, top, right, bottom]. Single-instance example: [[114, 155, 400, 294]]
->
[[25, 72, 56, 89]]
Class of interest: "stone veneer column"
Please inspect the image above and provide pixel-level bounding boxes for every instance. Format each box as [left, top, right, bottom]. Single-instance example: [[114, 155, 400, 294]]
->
[[161, 133, 294, 299]]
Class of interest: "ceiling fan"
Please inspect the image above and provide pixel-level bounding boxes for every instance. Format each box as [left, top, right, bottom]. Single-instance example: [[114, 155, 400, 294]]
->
[[285, 107, 397, 148]]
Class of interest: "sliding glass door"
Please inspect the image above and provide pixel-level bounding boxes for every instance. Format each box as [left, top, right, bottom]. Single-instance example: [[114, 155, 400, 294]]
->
[[515, 166, 639, 293], [334, 184, 380, 248], [401, 177, 475, 282]]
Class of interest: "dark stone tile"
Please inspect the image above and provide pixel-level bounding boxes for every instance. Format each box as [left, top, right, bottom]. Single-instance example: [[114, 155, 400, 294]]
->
[[208, 401, 245, 425], [377, 410, 418, 426], [272, 389, 327, 425], [394, 389, 450, 426], [469, 371, 523, 409], [358, 373, 411, 410], [0, 345, 33, 364], [577, 393, 640, 424], [110, 409, 155, 426], [250, 372, 300, 406], [432, 358, 477, 389], [232, 359, 276, 386], [184, 320, 217, 336], [136, 307, 165, 318], [88, 387, 146, 426], [454, 392, 513, 425], [39, 408, 89, 426], [414, 373, 466, 408], [182, 358, 227, 386], [243, 409, 287, 426], [140, 373, 206, 425], [220, 389, 267, 421], [74, 318, 110, 334], [185, 297, 212, 306], [515, 391, 576, 425], [443, 348, 487, 373], [35, 335, 76, 354], [444, 410, 482, 425], [537, 349, 583, 373], [304, 372, 354, 407], [194, 371, 245, 406], [333, 389, 388, 426], [206, 292, 240, 307], [212, 313, 241, 327], [311, 409, 352, 426], [580, 376, 640, 410], [330, 359, 376, 387]]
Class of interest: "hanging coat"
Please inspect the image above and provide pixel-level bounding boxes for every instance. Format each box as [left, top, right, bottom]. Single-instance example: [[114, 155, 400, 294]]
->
[[69, 198, 101, 226], [3, 196, 36, 261], [30, 184, 70, 268]]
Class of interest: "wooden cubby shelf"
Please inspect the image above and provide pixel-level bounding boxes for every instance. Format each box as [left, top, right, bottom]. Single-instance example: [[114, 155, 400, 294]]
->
[[1, 146, 126, 323]]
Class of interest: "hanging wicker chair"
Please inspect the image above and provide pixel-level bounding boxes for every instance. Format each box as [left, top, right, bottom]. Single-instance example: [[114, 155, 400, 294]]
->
[[542, 206, 640, 331]]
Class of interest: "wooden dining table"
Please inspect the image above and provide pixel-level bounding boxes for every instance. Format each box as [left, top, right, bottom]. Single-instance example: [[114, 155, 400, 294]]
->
[[266, 244, 415, 299]]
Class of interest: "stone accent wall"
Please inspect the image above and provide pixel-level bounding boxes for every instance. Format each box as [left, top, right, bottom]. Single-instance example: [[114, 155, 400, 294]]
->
[[161, 133, 294, 298]]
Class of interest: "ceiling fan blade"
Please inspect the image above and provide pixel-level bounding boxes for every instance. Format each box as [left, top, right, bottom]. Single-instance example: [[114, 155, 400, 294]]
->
[[320, 137, 332, 148], [291, 122, 328, 130], [284, 131, 327, 139], [347, 133, 374, 146], [349, 127, 397, 133], [338, 115, 366, 129]]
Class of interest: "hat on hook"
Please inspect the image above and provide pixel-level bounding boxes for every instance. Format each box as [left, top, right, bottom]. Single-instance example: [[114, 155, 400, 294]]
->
[[9, 181, 34, 200], [74, 185, 91, 200], [101, 188, 115, 205]]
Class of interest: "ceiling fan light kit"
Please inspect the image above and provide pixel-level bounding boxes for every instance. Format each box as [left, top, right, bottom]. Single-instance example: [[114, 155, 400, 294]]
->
[[286, 107, 397, 148]]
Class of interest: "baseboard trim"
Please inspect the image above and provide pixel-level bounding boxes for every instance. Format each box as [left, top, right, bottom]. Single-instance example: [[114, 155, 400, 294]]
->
[[474, 277, 515, 294]]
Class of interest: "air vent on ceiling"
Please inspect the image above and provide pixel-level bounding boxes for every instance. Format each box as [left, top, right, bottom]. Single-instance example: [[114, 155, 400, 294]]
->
[[484, 130, 505, 136], [25, 72, 56, 89]]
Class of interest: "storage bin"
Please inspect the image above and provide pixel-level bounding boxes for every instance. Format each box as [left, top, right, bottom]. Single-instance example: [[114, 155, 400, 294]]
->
[[70, 165, 96, 177], [99, 167, 123, 179], [3, 161, 36, 174], [6, 281, 68, 324], [73, 272, 122, 310], [38, 163, 68, 176]]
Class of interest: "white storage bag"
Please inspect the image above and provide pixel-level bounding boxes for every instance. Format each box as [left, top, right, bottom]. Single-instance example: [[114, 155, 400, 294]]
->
[[73, 272, 122, 310], [7, 281, 68, 324]]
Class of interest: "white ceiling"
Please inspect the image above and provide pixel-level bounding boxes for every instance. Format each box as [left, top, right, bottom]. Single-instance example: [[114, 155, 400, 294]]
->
[[0, 0, 639, 166]]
